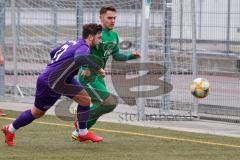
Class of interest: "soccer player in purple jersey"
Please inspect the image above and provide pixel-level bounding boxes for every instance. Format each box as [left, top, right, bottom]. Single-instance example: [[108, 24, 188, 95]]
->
[[2, 23, 104, 147]]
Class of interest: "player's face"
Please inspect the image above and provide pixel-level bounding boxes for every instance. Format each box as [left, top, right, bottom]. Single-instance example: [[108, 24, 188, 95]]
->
[[100, 11, 116, 29], [92, 33, 102, 47]]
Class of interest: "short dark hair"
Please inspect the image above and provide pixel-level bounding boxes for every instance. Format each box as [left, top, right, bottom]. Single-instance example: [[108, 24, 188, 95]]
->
[[82, 23, 102, 39], [100, 5, 117, 15]]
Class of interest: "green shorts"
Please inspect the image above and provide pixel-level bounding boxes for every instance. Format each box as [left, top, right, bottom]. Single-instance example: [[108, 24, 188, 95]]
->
[[77, 68, 110, 103]]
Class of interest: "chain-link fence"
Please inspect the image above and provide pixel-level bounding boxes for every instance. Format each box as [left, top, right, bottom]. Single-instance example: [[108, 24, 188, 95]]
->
[[0, 0, 239, 123]]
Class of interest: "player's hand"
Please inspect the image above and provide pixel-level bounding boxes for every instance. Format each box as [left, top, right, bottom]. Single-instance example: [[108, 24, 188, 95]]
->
[[132, 51, 141, 58], [98, 68, 105, 78], [81, 69, 91, 77], [0, 55, 4, 65]]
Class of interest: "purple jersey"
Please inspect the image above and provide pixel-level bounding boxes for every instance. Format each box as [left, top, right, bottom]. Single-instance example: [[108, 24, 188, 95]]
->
[[34, 38, 100, 111], [40, 38, 90, 82]]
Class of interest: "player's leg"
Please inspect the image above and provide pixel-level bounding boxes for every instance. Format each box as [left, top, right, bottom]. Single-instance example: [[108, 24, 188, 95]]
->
[[72, 71, 101, 133], [75, 76, 114, 129], [69, 80, 103, 142], [87, 94, 117, 129], [1, 107, 43, 147], [2, 78, 60, 147], [87, 76, 117, 128], [0, 108, 6, 116], [72, 76, 118, 140]]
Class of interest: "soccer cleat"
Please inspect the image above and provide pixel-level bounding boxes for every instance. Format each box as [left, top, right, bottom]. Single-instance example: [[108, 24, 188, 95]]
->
[[1, 125, 16, 147], [71, 129, 78, 141], [77, 131, 103, 143], [72, 118, 99, 141], [72, 120, 78, 141], [0, 111, 6, 116]]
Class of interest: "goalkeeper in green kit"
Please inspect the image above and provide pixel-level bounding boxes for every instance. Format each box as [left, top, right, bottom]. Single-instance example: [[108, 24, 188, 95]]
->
[[72, 5, 141, 141]]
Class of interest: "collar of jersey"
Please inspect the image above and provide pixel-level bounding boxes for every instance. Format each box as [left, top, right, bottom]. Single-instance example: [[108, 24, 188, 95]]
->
[[103, 27, 113, 32]]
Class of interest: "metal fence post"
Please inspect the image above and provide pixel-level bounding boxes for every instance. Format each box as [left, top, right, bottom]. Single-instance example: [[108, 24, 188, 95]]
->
[[0, 0, 5, 96], [191, 0, 198, 117], [163, 0, 172, 113], [137, 0, 151, 120], [11, 0, 18, 96], [226, 0, 231, 53], [135, 0, 139, 50], [92, 2, 96, 23], [76, 0, 83, 39], [198, 0, 203, 40], [53, 0, 58, 44], [179, 0, 183, 51]]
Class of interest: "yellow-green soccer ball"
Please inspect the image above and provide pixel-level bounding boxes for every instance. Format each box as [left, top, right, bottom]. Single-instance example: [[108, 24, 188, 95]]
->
[[190, 78, 210, 98]]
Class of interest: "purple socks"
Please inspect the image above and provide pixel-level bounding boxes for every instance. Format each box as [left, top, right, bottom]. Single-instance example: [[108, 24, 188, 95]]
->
[[12, 109, 36, 130], [77, 104, 90, 129]]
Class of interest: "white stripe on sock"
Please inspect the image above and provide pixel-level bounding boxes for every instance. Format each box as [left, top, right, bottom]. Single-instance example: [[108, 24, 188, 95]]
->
[[79, 128, 88, 136], [9, 123, 16, 133]]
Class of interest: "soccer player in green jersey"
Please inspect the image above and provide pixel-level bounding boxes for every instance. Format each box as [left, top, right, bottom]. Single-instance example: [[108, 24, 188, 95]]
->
[[72, 6, 141, 141]]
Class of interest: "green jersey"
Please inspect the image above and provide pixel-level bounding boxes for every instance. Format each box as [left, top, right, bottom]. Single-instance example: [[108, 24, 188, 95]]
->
[[79, 28, 137, 83], [76, 29, 138, 130], [90, 28, 136, 69]]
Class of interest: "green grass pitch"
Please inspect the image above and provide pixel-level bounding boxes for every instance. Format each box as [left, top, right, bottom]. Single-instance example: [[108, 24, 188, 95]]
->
[[0, 110, 240, 160]]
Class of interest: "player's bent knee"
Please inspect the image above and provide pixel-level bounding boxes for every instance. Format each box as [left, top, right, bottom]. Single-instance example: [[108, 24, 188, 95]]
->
[[102, 104, 117, 114], [108, 104, 116, 111], [79, 97, 91, 106], [73, 93, 91, 106], [31, 106, 46, 118], [102, 95, 117, 106]]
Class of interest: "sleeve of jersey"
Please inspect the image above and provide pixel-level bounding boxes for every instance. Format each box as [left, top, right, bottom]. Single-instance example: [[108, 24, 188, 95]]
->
[[74, 45, 101, 70], [112, 34, 136, 61]]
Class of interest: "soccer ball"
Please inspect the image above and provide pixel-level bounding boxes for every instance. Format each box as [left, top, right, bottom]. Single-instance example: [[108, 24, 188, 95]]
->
[[190, 78, 210, 98]]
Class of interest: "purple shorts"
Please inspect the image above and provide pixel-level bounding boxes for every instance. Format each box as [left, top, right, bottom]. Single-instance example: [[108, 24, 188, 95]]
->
[[34, 76, 83, 111]]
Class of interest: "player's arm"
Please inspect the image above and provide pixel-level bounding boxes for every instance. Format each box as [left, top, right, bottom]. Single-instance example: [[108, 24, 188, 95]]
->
[[74, 45, 105, 77], [0, 44, 4, 65], [112, 34, 141, 61]]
